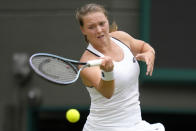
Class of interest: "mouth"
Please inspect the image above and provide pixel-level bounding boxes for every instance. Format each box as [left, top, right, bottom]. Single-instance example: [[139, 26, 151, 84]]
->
[[97, 35, 104, 39]]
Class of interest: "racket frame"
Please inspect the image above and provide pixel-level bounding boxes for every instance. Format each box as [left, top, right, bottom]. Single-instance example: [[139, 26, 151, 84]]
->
[[29, 53, 88, 85]]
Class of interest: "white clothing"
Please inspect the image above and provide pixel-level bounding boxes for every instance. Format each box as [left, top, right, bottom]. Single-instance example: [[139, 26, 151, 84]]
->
[[83, 120, 165, 131], [83, 37, 165, 131]]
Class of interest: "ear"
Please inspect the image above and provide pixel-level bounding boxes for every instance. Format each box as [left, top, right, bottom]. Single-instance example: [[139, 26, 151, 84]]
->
[[80, 26, 86, 35]]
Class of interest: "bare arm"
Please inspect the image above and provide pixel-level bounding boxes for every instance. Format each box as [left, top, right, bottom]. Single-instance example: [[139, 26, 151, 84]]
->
[[133, 39, 155, 76], [79, 51, 114, 99], [111, 31, 155, 76]]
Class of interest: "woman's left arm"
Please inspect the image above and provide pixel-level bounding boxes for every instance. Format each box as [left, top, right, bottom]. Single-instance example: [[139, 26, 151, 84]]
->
[[132, 38, 155, 76], [110, 31, 155, 76]]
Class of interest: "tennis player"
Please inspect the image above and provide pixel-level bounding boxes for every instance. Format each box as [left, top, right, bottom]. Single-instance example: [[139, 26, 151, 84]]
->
[[76, 3, 165, 131]]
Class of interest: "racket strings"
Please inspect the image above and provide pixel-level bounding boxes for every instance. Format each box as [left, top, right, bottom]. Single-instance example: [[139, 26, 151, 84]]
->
[[31, 56, 78, 83]]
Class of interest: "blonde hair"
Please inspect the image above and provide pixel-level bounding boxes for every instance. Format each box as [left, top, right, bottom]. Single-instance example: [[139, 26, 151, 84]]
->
[[76, 3, 118, 35], [109, 21, 118, 32]]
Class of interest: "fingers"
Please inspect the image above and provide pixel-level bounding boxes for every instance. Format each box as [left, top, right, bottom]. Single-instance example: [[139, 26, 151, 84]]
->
[[136, 53, 154, 76], [100, 56, 114, 72], [145, 58, 154, 76], [146, 63, 153, 76]]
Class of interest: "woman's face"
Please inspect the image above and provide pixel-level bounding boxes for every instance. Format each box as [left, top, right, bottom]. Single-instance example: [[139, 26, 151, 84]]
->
[[80, 12, 110, 44]]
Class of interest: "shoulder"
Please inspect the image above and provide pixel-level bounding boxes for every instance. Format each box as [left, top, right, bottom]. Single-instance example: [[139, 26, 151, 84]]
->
[[110, 31, 146, 56], [110, 30, 130, 37], [110, 31, 135, 49], [110, 31, 135, 39], [80, 49, 99, 63]]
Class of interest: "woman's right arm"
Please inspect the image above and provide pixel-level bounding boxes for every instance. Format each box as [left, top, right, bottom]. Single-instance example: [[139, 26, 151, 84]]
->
[[79, 51, 115, 99]]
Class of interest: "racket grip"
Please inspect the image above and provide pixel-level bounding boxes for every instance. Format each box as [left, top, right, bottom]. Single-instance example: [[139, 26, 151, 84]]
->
[[87, 59, 102, 67]]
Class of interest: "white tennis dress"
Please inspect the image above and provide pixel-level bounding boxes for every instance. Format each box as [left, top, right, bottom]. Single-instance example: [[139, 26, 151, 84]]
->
[[83, 37, 165, 131]]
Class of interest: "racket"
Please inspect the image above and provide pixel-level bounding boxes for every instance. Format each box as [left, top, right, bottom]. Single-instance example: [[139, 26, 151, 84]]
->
[[29, 53, 102, 85]]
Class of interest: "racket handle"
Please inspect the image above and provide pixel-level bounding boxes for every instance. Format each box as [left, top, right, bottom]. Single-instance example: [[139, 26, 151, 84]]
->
[[87, 59, 102, 67]]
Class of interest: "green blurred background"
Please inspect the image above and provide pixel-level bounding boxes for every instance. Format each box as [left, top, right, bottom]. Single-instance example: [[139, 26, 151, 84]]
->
[[0, 0, 196, 131]]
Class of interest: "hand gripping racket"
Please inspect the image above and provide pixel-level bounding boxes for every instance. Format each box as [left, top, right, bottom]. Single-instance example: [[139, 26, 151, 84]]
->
[[29, 53, 102, 85]]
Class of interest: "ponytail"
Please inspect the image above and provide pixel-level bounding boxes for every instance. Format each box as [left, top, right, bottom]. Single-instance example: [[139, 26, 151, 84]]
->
[[109, 21, 118, 32]]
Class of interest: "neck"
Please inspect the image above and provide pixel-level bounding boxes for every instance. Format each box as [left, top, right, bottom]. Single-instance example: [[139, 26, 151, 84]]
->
[[90, 37, 113, 54]]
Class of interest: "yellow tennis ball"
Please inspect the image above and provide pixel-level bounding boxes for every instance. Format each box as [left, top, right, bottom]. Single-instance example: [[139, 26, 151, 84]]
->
[[66, 109, 80, 123]]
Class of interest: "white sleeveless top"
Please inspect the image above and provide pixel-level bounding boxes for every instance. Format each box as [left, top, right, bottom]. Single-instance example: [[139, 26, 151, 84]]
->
[[83, 37, 142, 130]]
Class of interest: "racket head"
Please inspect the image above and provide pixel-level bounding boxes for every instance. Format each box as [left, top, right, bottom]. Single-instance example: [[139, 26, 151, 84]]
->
[[29, 53, 84, 85]]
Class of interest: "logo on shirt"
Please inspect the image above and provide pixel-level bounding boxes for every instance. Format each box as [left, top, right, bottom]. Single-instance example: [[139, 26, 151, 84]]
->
[[133, 57, 136, 63]]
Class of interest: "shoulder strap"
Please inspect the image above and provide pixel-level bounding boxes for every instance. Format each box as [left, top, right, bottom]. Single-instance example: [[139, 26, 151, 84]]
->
[[86, 44, 104, 57], [111, 37, 131, 50]]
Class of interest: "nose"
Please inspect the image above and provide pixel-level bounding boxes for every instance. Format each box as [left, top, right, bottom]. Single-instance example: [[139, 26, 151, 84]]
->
[[96, 26, 102, 33]]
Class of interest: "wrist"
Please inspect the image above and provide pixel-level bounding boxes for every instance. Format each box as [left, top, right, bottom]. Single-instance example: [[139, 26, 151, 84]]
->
[[101, 70, 114, 81], [150, 49, 155, 56]]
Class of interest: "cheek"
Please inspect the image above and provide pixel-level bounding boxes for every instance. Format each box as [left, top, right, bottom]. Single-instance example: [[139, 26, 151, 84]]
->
[[85, 30, 96, 41], [86, 28, 97, 35], [105, 26, 110, 33], [81, 28, 91, 36], [104, 23, 110, 32], [86, 30, 95, 37]]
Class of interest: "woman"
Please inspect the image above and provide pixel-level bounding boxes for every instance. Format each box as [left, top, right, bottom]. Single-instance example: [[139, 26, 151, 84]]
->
[[76, 3, 165, 131]]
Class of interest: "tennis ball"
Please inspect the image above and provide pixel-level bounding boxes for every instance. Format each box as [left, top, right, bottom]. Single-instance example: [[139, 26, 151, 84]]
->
[[66, 109, 80, 123]]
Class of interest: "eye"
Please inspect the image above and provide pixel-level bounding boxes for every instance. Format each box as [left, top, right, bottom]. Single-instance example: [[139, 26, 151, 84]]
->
[[99, 22, 105, 26], [88, 25, 95, 29]]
